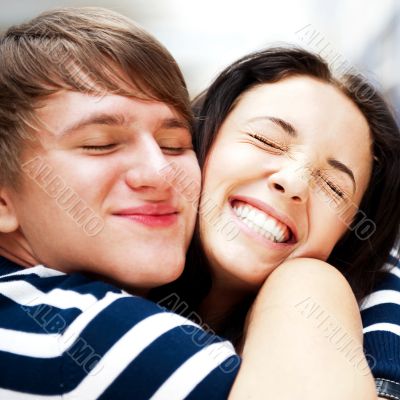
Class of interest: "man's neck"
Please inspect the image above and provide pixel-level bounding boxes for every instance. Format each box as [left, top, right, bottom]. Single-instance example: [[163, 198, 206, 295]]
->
[[0, 230, 39, 268]]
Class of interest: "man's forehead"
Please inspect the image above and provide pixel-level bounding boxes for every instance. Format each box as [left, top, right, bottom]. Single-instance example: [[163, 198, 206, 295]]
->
[[35, 90, 188, 137]]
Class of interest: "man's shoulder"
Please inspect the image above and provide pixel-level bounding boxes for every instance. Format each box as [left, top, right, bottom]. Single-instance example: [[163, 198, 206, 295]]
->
[[361, 250, 400, 312], [0, 261, 240, 399], [0, 262, 172, 330], [361, 248, 400, 385], [361, 249, 400, 325]]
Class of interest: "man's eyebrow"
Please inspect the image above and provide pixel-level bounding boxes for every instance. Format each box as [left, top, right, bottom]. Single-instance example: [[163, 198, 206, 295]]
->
[[59, 113, 128, 137], [328, 158, 357, 192], [248, 116, 297, 137], [58, 113, 189, 137], [160, 117, 190, 131]]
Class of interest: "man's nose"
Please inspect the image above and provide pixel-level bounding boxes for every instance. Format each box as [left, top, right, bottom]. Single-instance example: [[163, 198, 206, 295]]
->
[[267, 163, 311, 204], [124, 136, 172, 194]]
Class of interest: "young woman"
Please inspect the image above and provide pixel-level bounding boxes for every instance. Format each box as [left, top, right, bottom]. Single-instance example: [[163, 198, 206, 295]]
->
[[153, 47, 400, 399]]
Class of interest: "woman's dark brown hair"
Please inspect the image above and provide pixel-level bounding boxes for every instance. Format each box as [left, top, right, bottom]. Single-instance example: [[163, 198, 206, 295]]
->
[[152, 47, 400, 340]]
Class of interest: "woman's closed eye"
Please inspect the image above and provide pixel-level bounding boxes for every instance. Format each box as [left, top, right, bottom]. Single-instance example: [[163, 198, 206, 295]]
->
[[326, 180, 345, 198], [313, 171, 347, 203], [248, 133, 287, 153]]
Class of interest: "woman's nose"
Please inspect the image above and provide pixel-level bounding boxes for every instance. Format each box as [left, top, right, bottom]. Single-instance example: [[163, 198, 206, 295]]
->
[[268, 164, 310, 204]]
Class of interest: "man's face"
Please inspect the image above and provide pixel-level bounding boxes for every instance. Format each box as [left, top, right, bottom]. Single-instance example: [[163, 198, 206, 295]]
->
[[6, 91, 201, 289]]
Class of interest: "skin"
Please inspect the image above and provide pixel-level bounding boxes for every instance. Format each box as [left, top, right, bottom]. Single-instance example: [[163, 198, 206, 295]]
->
[[229, 258, 377, 400], [199, 76, 373, 316], [0, 91, 201, 291]]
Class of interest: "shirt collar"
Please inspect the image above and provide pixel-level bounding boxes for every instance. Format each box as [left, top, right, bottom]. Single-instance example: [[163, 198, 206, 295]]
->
[[0, 256, 23, 277]]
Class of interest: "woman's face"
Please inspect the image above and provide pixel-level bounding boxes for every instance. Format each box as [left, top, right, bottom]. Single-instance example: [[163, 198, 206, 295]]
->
[[200, 75, 373, 291]]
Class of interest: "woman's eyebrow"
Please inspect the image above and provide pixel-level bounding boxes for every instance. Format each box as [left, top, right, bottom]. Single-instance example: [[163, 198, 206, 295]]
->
[[327, 158, 356, 193], [247, 116, 297, 137]]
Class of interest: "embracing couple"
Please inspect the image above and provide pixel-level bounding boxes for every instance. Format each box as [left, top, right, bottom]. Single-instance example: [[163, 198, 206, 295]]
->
[[0, 7, 399, 400]]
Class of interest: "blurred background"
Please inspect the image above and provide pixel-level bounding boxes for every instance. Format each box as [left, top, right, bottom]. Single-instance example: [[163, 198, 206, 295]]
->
[[1, 0, 399, 120]]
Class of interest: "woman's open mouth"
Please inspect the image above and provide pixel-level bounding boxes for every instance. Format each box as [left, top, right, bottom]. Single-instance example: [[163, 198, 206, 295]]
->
[[230, 198, 297, 244]]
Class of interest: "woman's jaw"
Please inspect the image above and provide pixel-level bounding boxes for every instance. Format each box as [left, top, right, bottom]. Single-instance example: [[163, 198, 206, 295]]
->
[[199, 190, 306, 292]]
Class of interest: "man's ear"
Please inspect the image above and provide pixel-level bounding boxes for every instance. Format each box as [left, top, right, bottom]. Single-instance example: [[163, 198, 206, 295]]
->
[[0, 189, 19, 233]]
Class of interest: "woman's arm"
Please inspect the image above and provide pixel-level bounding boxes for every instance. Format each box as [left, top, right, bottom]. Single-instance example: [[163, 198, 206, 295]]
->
[[228, 258, 377, 400]]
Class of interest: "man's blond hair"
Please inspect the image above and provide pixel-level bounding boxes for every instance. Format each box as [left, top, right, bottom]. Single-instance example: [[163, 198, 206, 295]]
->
[[0, 7, 192, 185]]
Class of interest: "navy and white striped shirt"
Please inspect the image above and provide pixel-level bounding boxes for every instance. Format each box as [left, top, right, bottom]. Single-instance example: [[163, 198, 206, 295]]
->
[[0, 257, 240, 399], [3, 248, 399, 399], [362, 246, 400, 397]]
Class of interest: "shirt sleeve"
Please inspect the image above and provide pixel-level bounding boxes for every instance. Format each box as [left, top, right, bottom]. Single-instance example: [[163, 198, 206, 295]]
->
[[0, 269, 240, 399], [361, 250, 400, 397], [60, 293, 240, 399]]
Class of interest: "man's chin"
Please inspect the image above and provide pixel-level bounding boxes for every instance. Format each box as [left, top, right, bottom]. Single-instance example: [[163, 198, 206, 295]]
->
[[116, 256, 185, 291]]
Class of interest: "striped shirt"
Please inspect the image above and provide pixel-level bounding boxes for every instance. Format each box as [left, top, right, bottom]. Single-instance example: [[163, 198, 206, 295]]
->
[[0, 257, 240, 399], [361, 246, 400, 397]]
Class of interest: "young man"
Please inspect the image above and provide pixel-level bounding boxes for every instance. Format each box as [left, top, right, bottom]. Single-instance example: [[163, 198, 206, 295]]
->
[[0, 8, 239, 398]]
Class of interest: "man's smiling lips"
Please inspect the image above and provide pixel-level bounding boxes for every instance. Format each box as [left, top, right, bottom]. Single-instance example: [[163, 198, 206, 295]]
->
[[229, 195, 298, 244], [112, 204, 179, 227]]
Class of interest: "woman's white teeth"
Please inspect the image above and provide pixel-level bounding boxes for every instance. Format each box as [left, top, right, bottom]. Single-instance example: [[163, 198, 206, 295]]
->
[[233, 204, 289, 243]]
